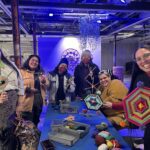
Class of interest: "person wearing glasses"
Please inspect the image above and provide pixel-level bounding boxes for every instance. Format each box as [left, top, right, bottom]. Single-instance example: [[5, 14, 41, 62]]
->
[[99, 44, 150, 149], [128, 44, 150, 150], [98, 70, 128, 129]]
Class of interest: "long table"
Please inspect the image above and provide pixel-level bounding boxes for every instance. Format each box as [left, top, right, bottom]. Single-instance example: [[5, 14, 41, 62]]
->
[[38, 101, 131, 150]]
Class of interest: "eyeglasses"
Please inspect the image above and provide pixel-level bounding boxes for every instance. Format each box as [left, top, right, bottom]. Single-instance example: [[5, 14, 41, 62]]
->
[[99, 76, 108, 81], [135, 53, 150, 62], [99, 70, 111, 76]]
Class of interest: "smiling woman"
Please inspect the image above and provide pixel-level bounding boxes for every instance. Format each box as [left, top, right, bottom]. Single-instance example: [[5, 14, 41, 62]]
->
[[129, 44, 150, 150], [134, 48, 150, 73], [47, 57, 75, 106], [16, 55, 48, 127], [135, 52, 150, 63], [98, 70, 128, 129], [28, 56, 40, 71]]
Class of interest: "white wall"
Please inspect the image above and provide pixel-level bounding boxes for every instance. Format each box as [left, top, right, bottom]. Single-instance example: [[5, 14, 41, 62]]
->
[[0, 36, 34, 63], [0, 36, 139, 73], [38, 36, 101, 74], [101, 38, 139, 70]]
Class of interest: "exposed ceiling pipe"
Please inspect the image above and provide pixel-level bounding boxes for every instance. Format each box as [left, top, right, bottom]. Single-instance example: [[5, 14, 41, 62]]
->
[[140, 34, 150, 42], [0, 17, 7, 24], [5, 2, 150, 13], [0, 1, 28, 34], [101, 20, 118, 32], [109, 16, 150, 35], [101, 12, 136, 32], [21, 10, 50, 15]]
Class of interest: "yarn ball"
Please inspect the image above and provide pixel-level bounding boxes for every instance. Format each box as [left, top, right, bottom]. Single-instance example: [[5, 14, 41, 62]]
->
[[65, 125, 70, 129], [82, 109, 88, 114], [96, 122, 108, 131], [98, 131, 110, 139], [64, 115, 75, 121], [106, 140, 113, 149], [119, 121, 127, 128], [97, 144, 108, 150], [105, 135, 114, 140], [111, 140, 121, 148], [101, 122, 108, 128], [95, 135, 106, 146]]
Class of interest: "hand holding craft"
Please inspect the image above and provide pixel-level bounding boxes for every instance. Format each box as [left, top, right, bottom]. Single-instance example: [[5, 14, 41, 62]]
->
[[39, 74, 46, 85], [103, 102, 113, 109]]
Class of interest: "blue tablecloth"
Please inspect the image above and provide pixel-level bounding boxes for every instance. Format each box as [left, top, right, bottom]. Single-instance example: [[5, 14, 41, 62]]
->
[[38, 101, 131, 150]]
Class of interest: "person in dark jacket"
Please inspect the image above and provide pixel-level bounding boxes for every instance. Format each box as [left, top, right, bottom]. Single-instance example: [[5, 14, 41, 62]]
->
[[74, 50, 99, 98]]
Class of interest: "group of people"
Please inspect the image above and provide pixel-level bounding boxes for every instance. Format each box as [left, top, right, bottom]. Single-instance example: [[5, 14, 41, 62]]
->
[[98, 44, 150, 150], [0, 44, 150, 150]]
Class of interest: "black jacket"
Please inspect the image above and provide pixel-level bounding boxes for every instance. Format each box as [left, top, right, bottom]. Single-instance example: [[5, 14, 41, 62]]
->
[[74, 61, 99, 97]]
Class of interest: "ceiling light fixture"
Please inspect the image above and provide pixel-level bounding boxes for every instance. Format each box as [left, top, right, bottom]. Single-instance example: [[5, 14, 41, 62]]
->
[[63, 13, 109, 20], [133, 25, 143, 29], [120, 0, 126, 3], [49, 13, 54, 17], [97, 20, 101, 24]]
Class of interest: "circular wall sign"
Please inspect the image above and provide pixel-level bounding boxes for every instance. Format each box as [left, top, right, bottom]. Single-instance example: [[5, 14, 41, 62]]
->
[[61, 48, 80, 72]]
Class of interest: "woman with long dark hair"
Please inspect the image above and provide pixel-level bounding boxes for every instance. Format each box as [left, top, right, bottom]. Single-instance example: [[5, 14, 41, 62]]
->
[[128, 44, 150, 150], [102, 44, 150, 149], [16, 55, 48, 126]]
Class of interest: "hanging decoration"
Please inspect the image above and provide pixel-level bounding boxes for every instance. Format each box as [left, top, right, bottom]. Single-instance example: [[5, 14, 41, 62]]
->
[[61, 48, 80, 74], [79, 15, 100, 53]]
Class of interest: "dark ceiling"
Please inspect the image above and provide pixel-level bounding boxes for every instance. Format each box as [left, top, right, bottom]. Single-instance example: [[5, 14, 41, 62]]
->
[[0, 0, 150, 41]]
